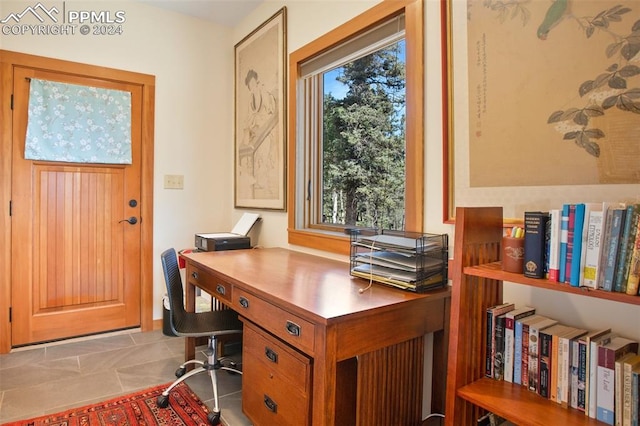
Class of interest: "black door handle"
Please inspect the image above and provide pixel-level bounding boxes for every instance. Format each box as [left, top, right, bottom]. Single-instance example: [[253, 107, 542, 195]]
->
[[119, 217, 137, 225]]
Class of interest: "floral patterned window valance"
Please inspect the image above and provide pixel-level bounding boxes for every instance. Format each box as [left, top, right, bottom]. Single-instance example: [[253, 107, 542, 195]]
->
[[25, 78, 132, 164]]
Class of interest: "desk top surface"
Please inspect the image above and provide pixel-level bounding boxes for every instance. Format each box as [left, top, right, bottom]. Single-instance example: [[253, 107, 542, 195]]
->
[[182, 247, 449, 322]]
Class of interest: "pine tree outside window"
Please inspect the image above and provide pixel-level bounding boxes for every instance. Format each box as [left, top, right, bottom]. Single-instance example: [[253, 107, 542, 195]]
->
[[288, 0, 424, 255]]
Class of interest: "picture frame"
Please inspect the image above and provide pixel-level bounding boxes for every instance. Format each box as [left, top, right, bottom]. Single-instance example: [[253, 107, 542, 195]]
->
[[234, 7, 287, 210], [443, 0, 640, 224]]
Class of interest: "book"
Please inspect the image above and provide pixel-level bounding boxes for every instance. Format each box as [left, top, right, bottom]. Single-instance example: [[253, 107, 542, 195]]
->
[[558, 327, 587, 407], [631, 364, 640, 426], [579, 203, 600, 287], [539, 324, 572, 399], [579, 329, 613, 414], [494, 313, 509, 380], [559, 204, 570, 283], [565, 204, 577, 284], [517, 314, 546, 387], [504, 306, 536, 383], [486, 302, 515, 378], [622, 354, 640, 426], [617, 353, 638, 426], [528, 317, 558, 393], [583, 207, 605, 288], [548, 208, 562, 282], [589, 331, 617, 418], [600, 207, 627, 291], [597, 337, 639, 424], [614, 204, 639, 293], [570, 203, 586, 287], [575, 332, 588, 410], [523, 211, 549, 279], [626, 212, 640, 296]]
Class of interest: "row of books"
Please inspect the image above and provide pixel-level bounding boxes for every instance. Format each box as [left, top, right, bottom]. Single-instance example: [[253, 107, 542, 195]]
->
[[486, 303, 640, 425], [522, 202, 640, 296]]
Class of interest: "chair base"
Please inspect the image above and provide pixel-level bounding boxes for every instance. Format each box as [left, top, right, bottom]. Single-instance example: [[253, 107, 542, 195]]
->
[[157, 335, 242, 426]]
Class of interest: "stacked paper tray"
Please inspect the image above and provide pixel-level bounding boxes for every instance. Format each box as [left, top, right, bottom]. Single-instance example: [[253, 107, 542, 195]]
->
[[349, 229, 448, 293]]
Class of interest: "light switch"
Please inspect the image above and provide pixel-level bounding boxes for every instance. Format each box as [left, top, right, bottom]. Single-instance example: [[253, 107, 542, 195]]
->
[[164, 174, 184, 189]]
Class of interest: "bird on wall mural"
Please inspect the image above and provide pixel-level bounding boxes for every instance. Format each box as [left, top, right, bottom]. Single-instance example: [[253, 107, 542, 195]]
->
[[537, 0, 569, 40], [479, 0, 639, 162]]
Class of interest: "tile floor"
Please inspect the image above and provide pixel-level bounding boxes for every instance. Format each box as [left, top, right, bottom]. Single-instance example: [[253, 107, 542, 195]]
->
[[0, 329, 251, 426]]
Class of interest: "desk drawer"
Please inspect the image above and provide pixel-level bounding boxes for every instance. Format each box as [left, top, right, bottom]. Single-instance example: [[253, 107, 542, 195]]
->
[[187, 264, 232, 304], [242, 320, 311, 426], [234, 288, 315, 355]]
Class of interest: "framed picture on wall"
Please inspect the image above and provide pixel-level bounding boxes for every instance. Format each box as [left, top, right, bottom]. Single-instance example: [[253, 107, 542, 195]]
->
[[443, 0, 640, 223], [234, 7, 287, 210]]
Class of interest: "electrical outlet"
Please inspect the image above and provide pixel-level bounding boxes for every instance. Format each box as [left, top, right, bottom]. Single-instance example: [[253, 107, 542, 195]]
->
[[164, 174, 184, 189]]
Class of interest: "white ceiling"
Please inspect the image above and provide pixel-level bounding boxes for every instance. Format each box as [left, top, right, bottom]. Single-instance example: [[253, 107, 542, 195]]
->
[[137, 0, 262, 26]]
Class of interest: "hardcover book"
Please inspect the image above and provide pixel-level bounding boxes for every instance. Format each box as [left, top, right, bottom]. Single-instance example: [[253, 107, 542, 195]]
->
[[559, 204, 570, 283], [570, 203, 586, 287], [583, 207, 605, 289], [565, 204, 577, 284], [616, 353, 637, 426], [596, 337, 639, 424], [630, 364, 640, 425], [517, 314, 546, 387], [528, 317, 558, 393], [589, 331, 617, 419], [504, 306, 536, 383], [548, 208, 562, 282], [485, 302, 515, 379], [578, 328, 612, 414], [625, 213, 640, 296], [523, 211, 549, 279], [622, 354, 640, 426], [600, 207, 627, 292], [614, 204, 639, 293], [539, 324, 571, 399], [494, 313, 509, 380], [558, 327, 588, 407]]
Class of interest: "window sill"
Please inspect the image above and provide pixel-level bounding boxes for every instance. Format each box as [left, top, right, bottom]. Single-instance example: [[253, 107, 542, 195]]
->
[[287, 229, 350, 256]]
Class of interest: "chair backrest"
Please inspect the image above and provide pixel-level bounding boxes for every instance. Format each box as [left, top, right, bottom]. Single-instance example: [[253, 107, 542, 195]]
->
[[160, 248, 187, 334]]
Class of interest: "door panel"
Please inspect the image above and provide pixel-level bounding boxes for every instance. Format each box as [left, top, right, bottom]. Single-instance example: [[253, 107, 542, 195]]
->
[[11, 66, 142, 346]]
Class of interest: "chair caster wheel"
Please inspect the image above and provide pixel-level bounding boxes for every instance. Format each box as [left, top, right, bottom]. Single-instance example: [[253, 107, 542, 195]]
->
[[175, 366, 186, 377], [207, 411, 221, 425], [157, 394, 169, 408], [227, 361, 241, 375]]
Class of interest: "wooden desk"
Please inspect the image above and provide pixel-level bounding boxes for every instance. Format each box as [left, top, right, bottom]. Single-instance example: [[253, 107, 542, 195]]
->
[[181, 248, 450, 426]]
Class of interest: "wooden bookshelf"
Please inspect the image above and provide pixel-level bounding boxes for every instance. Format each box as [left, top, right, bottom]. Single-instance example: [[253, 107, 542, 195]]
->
[[457, 378, 602, 426], [465, 262, 640, 306], [444, 206, 627, 426]]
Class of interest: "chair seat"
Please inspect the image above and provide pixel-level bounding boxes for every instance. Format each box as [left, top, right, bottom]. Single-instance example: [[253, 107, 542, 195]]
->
[[172, 308, 243, 338]]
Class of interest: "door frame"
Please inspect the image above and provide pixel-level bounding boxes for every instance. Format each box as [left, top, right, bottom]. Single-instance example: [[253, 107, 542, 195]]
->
[[0, 50, 155, 353]]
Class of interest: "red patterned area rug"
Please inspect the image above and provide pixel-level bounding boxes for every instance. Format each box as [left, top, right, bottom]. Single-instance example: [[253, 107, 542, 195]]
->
[[2, 382, 216, 426]]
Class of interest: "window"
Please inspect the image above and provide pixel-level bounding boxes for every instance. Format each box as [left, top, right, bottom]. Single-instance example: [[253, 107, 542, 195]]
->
[[288, 0, 424, 255]]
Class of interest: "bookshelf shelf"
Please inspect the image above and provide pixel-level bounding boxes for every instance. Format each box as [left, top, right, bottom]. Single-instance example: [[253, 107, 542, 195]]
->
[[458, 378, 603, 426], [464, 262, 640, 306], [445, 207, 622, 426]]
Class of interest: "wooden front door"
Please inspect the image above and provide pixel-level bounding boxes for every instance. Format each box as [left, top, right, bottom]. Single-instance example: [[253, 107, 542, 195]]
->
[[10, 66, 143, 346]]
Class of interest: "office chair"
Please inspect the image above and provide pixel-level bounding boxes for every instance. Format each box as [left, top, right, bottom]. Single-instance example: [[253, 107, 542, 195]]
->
[[157, 248, 243, 426]]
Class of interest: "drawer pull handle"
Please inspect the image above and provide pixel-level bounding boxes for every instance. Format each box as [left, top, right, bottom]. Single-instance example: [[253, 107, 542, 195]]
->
[[265, 347, 278, 363], [238, 296, 250, 309], [263, 395, 277, 413], [215, 284, 226, 296], [191, 271, 199, 279], [285, 320, 301, 337]]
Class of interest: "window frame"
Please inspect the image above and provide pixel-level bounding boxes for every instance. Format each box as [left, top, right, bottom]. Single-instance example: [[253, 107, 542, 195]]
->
[[287, 0, 424, 255]]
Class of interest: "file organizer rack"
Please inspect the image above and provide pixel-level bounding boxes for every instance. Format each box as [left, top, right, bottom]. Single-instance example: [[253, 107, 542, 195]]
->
[[349, 228, 448, 293]]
